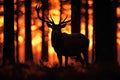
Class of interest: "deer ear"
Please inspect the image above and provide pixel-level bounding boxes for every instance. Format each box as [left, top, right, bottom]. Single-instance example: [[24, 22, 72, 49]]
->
[[47, 22, 53, 28], [60, 23, 66, 28]]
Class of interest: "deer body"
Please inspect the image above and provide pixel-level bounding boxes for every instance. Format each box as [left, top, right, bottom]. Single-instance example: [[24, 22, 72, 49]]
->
[[51, 29, 89, 67], [35, 5, 89, 67]]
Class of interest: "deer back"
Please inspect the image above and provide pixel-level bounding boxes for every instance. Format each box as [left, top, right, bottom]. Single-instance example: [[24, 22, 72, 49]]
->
[[62, 33, 89, 55]]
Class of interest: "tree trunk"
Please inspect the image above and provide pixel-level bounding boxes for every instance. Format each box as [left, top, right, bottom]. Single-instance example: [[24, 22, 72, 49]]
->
[[94, 0, 117, 64], [16, 0, 19, 63], [85, 0, 88, 37], [71, 0, 81, 33], [25, 0, 33, 62], [41, 0, 48, 61], [3, 0, 15, 65]]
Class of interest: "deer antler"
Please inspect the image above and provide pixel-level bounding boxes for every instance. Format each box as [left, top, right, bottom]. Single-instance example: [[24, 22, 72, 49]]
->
[[46, 15, 55, 24], [35, 4, 51, 23], [50, 15, 55, 24], [60, 15, 71, 24], [35, 4, 71, 25]]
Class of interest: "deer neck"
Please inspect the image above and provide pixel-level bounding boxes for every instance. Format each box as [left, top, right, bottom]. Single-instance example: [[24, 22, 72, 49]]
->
[[51, 30, 64, 47], [51, 30, 63, 40]]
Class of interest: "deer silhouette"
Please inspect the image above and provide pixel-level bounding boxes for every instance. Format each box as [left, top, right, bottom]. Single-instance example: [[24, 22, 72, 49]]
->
[[35, 5, 89, 67]]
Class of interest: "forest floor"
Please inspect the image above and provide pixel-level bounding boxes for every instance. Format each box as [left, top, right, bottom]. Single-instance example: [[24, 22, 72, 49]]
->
[[0, 61, 120, 80]]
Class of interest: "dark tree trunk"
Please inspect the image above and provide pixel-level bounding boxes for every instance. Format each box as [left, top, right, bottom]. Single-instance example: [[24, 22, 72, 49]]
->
[[94, 0, 117, 64], [41, 0, 48, 61], [71, 0, 81, 33], [25, 0, 33, 62], [3, 0, 15, 65], [85, 0, 88, 37], [16, 0, 19, 63], [60, 0, 62, 21]]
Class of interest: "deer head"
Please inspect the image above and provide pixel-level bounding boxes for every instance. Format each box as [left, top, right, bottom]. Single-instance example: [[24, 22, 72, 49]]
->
[[35, 5, 71, 31]]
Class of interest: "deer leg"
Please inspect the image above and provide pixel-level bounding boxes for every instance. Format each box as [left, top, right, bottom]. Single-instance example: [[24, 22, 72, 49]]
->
[[57, 54, 62, 67], [83, 49, 88, 66], [65, 56, 68, 66], [76, 54, 84, 65]]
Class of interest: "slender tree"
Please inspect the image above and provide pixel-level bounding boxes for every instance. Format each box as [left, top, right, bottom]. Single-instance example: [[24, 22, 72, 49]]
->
[[3, 0, 15, 65], [41, 0, 48, 61], [94, 0, 117, 64], [85, 0, 88, 37], [15, 0, 20, 63], [25, 0, 33, 62], [71, 0, 81, 33]]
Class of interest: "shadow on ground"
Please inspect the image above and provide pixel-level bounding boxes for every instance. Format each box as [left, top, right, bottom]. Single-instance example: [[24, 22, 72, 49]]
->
[[0, 62, 120, 80]]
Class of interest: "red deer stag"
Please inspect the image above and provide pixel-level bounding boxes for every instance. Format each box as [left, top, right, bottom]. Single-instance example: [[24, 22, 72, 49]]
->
[[35, 5, 89, 67]]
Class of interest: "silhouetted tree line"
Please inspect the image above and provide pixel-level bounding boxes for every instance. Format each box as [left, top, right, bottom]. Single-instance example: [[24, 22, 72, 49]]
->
[[3, 0, 118, 66], [3, 0, 33, 65]]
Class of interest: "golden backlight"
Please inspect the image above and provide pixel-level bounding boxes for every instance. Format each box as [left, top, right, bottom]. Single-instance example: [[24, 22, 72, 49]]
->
[[0, 0, 96, 67], [117, 6, 120, 65]]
